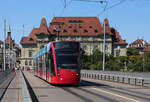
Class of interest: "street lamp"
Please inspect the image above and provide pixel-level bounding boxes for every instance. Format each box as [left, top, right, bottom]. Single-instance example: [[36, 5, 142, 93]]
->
[[50, 22, 64, 41], [3, 19, 6, 71]]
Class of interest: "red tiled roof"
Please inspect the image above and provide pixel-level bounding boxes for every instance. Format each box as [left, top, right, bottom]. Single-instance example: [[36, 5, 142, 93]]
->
[[129, 39, 147, 48], [111, 28, 128, 45], [38, 17, 49, 34], [5, 36, 14, 44], [101, 18, 113, 35], [20, 29, 37, 44], [131, 39, 146, 45], [49, 17, 108, 36], [21, 17, 127, 45], [21, 17, 49, 44]]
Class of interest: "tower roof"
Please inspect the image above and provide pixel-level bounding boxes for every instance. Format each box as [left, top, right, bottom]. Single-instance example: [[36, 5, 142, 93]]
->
[[21, 17, 49, 44], [8, 25, 11, 33]]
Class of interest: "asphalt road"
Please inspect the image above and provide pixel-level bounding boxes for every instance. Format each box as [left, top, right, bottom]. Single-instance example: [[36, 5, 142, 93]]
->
[[23, 71, 150, 102]]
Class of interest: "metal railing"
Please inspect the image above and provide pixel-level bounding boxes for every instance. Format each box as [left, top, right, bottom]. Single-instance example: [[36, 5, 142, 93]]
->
[[81, 70, 150, 87]]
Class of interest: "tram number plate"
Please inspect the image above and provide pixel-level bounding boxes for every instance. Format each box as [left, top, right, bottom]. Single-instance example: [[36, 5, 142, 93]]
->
[[70, 70, 75, 72]]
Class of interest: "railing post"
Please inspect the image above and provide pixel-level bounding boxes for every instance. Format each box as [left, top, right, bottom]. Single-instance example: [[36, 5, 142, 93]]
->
[[95, 74, 96, 79], [128, 78, 130, 84], [104, 75, 106, 80], [117, 77, 119, 83], [142, 79, 144, 86], [134, 78, 136, 85], [108, 76, 110, 81], [113, 76, 115, 82], [97, 75, 99, 80], [122, 77, 124, 83]]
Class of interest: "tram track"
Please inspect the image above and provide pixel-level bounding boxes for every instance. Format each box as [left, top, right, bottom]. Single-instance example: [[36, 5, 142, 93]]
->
[[58, 79, 150, 102], [61, 86, 118, 102], [80, 79, 150, 102], [22, 71, 150, 102]]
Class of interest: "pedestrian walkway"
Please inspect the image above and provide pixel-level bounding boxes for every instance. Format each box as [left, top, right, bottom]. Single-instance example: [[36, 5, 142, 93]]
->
[[1, 70, 22, 102]]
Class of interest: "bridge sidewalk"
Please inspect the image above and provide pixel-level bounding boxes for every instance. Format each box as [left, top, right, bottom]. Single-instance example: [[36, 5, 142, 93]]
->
[[1, 70, 22, 102]]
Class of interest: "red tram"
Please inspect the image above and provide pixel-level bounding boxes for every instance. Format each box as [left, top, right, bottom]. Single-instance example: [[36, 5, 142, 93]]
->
[[33, 41, 80, 84]]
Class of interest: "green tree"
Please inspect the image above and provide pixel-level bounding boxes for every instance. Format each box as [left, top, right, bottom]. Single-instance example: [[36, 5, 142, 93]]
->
[[144, 52, 150, 72], [127, 56, 142, 71], [127, 48, 139, 56]]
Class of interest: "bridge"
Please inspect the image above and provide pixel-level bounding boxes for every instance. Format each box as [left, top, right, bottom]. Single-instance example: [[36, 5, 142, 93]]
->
[[0, 70, 150, 102]]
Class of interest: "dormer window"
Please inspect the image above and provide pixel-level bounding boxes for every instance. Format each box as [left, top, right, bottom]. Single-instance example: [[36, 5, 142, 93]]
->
[[29, 38, 33, 41], [42, 22, 45, 26], [69, 20, 83, 23], [89, 26, 92, 28], [53, 29, 57, 32], [74, 29, 77, 33], [63, 29, 67, 33], [95, 29, 98, 33], [105, 24, 108, 26], [84, 29, 88, 33]]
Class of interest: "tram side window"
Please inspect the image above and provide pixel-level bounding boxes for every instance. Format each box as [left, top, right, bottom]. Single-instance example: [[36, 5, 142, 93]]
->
[[36, 59, 38, 70], [43, 54, 46, 73], [39, 56, 42, 70], [46, 52, 50, 72], [50, 53, 55, 76]]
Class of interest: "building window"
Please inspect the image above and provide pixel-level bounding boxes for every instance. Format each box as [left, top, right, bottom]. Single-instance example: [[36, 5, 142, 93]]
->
[[63, 29, 67, 33], [33, 61, 36, 66], [116, 50, 120, 56], [29, 60, 32, 66], [29, 50, 32, 57], [95, 29, 98, 33], [84, 29, 88, 33], [105, 24, 108, 26], [53, 29, 57, 32], [74, 29, 77, 33], [89, 26, 92, 28], [69, 26, 72, 28], [93, 45, 98, 50], [83, 45, 87, 50], [25, 60, 28, 65], [29, 38, 33, 41], [69, 20, 83, 23]]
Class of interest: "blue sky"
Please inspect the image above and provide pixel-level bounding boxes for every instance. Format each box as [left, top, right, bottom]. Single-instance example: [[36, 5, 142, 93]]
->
[[0, 0, 150, 45]]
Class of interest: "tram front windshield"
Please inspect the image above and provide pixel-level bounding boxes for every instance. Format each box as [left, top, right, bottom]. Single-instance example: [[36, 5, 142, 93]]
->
[[54, 42, 79, 69]]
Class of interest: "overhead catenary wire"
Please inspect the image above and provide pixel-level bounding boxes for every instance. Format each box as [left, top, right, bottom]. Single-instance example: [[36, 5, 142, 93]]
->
[[97, 0, 126, 17], [60, 0, 73, 16], [72, 0, 106, 3]]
